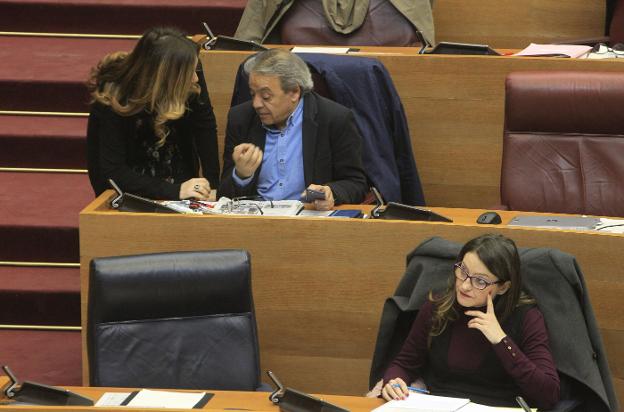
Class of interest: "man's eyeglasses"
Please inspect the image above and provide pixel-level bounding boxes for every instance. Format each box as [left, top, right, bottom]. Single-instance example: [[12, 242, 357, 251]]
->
[[591, 43, 624, 58], [217, 196, 265, 215], [454, 262, 501, 290]]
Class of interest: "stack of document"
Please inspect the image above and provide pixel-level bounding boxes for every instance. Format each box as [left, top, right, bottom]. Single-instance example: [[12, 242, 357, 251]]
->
[[95, 389, 211, 409], [160, 198, 304, 217], [513, 43, 592, 58], [372, 393, 470, 412], [372, 393, 536, 412]]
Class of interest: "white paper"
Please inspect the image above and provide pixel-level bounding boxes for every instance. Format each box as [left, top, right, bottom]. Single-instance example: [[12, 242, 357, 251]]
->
[[595, 218, 624, 233], [291, 46, 352, 54], [513, 43, 592, 58], [457, 402, 536, 411], [95, 392, 132, 407], [372, 392, 470, 412], [297, 210, 334, 217], [125, 389, 206, 409]]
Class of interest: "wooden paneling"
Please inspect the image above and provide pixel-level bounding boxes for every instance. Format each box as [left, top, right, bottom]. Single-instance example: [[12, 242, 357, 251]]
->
[[200, 51, 624, 209], [80, 194, 624, 406], [434, 0, 605, 48]]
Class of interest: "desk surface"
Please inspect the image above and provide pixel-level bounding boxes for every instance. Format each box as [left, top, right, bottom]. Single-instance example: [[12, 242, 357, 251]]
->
[[0, 377, 382, 412], [80, 193, 623, 403], [200, 49, 624, 209]]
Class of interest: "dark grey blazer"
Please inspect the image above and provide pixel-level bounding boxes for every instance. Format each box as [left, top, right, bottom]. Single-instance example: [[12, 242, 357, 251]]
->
[[218, 92, 368, 205]]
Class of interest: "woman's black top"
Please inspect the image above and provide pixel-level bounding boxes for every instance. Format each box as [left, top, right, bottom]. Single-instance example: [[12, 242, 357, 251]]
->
[[86, 77, 219, 200]]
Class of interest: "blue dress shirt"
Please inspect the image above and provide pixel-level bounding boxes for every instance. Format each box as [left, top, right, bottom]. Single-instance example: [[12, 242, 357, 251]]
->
[[233, 100, 305, 200]]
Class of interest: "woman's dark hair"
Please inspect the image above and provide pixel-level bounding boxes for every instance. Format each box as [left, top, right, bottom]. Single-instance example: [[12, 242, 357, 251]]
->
[[87, 27, 200, 146], [429, 233, 531, 340]]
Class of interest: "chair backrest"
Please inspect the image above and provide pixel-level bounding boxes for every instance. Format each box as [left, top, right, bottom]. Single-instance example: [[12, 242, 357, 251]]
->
[[500, 71, 624, 217], [609, 0, 624, 45], [87, 250, 261, 390], [369, 237, 618, 412]]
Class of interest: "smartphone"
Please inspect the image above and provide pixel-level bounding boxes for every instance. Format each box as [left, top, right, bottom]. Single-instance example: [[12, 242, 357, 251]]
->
[[303, 188, 326, 202]]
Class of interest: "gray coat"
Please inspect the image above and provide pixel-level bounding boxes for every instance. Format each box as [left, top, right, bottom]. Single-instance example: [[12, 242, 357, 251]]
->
[[234, 0, 435, 46]]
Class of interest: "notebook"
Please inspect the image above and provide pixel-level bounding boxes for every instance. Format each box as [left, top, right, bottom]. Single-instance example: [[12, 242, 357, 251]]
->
[[507, 215, 600, 231]]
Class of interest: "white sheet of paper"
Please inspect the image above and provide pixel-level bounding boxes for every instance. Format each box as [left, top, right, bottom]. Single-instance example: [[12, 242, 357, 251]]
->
[[125, 389, 206, 409], [291, 46, 352, 54], [513, 43, 592, 58], [95, 392, 132, 407], [372, 392, 470, 411], [458, 403, 536, 411]]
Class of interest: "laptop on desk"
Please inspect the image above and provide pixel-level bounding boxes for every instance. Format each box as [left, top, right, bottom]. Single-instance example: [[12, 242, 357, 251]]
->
[[508, 215, 600, 231]]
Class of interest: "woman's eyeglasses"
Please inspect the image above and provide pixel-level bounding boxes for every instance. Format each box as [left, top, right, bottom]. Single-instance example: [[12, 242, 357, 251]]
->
[[454, 262, 501, 290]]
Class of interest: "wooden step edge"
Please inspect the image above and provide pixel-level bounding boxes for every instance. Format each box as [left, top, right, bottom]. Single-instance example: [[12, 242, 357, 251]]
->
[[0, 167, 87, 174], [0, 31, 141, 40], [0, 262, 80, 268], [0, 325, 81, 331], [0, 110, 88, 118]]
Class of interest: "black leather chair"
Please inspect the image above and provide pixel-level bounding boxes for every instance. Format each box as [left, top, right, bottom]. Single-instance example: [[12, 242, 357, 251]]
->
[[87, 250, 264, 390], [369, 237, 618, 412]]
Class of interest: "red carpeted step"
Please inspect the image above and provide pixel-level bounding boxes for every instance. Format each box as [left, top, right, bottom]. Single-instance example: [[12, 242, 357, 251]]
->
[[0, 115, 87, 169], [0, 0, 245, 36], [0, 329, 82, 386], [0, 36, 137, 112], [0, 172, 94, 263], [0, 266, 80, 326]]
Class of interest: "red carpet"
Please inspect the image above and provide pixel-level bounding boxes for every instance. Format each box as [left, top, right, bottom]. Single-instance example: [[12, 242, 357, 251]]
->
[[0, 172, 94, 262], [0, 115, 87, 169], [0, 266, 80, 326], [0, 0, 246, 36], [0, 330, 82, 386], [0, 36, 137, 112]]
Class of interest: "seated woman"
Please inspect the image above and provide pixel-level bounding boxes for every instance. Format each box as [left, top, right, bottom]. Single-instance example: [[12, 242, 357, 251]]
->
[[87, 27, 219, 200], [382, 234, 560, 409]]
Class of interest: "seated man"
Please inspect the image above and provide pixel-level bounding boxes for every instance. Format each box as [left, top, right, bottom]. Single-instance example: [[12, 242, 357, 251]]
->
[[218, 49, 368, 210]]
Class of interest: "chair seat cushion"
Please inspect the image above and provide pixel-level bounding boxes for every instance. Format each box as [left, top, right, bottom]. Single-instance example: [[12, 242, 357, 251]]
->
[[91, 313, 258, 390]]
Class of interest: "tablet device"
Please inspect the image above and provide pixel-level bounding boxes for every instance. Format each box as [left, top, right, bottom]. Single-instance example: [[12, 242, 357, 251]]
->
[[427, 41, 500, 56]]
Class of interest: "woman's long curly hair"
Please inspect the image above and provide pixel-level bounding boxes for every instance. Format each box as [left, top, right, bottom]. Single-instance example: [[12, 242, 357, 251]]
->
[[87, 27, 200, 146]]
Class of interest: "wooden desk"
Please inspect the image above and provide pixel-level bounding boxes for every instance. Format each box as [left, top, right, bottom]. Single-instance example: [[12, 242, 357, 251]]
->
[[80, 192, 623, 403], [0, 377, 382, 412], [200, 50, 624, 209]]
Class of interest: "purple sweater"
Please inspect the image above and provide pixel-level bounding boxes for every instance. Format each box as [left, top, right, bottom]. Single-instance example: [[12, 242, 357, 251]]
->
[[383, 300, 560, 409]]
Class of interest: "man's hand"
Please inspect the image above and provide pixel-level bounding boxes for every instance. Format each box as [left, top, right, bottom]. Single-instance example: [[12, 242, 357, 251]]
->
[[465, 293, 507, 344], [233, 143, 263, 179], [180, 178, 211, 200], [302, 184, 335, 211]]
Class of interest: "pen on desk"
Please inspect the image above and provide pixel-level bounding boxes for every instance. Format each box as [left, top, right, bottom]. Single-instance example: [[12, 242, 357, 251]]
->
[[391, 384, 430, 394], [515, 396, 531, 412]]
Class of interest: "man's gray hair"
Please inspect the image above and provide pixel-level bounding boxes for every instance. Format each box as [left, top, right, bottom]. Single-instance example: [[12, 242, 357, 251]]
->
[[244, 49, 314, 94]]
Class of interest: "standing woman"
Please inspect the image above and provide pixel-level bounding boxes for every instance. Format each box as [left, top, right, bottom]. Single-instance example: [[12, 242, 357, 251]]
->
[[382, 234, 560, 409], [87, 27, 219, 200]]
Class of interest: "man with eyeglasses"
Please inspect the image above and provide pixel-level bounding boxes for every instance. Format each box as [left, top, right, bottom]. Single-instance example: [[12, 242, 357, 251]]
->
[[218, 49, 368, 211]]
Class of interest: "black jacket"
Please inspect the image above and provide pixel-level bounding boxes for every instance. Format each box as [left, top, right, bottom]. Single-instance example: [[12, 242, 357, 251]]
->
[[229, 53, 425, 205], [87, 69, 219, 200], [218, 92, 368, 205]]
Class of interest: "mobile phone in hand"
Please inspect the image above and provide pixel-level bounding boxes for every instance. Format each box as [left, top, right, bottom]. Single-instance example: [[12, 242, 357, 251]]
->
[[303, 188, 326, 202]]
